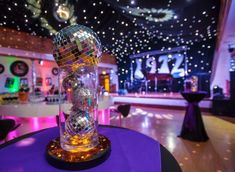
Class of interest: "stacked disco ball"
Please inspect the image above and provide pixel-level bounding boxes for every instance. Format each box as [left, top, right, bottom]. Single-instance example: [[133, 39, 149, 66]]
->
[[65, 110, 95, 137], [53, 24, 102, 72], [53, 24, 102, 146]]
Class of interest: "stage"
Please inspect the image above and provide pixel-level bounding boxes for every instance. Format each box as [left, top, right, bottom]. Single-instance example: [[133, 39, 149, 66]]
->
[[111, 93, 212, 112], [0, 93, 212, 119]]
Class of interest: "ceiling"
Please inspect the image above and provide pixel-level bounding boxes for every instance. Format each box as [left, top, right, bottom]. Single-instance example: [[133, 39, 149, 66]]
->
[[0, 0, 221, 64]]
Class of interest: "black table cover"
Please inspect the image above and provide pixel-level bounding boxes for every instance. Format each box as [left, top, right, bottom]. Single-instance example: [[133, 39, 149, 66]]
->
[[179, 91, 209, 142]]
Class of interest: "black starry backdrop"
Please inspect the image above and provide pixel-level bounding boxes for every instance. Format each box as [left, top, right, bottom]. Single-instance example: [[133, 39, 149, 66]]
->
[[0, 0, 221, 91]]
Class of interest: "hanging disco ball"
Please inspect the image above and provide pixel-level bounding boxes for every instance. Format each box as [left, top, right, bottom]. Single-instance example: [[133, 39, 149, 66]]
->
[[54, 4, 72, 22], [53, 24, 102, 72]]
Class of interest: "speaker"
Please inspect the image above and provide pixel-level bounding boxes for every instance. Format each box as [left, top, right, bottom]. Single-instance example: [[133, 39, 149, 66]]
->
[[212, 99, 230, 115], [230, 71, 235, 99], [212, 99, 235, 117]]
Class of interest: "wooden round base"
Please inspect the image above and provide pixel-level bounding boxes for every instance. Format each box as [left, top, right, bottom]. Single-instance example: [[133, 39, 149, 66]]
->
[[45, 135, 111, 170]]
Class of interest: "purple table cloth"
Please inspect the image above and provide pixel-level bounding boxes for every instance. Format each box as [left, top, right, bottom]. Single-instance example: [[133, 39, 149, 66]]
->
[[0, 126, 162, 172], [179, 91, 209, 141]]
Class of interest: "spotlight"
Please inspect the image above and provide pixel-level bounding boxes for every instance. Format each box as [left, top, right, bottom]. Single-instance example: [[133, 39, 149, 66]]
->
[[212, 85, 224, 99], [102, 70, 106, 75]]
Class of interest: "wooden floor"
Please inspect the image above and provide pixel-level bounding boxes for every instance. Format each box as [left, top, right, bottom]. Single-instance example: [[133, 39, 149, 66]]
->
[[112, 107, 235, 172], [2, 107, 235, 172]]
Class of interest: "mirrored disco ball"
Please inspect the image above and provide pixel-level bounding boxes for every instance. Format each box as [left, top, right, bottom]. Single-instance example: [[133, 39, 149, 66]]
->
[[54, 4, 72, 22], [53, 24, 102, 72], [62, 74, 82, 90], [71, 87, 94, 111], [65, 110, 95, 137], [72, 87, 92, 100]]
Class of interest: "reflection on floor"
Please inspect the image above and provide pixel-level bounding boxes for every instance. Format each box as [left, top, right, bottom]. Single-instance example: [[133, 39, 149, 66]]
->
[[1, 106, 235, 172]]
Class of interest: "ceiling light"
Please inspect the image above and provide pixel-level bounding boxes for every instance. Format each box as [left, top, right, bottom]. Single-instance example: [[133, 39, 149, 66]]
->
[[130, 0, 135, 5]]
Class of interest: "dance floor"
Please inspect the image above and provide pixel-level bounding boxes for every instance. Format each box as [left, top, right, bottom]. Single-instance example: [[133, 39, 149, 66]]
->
[[1, 106, 235, 172]]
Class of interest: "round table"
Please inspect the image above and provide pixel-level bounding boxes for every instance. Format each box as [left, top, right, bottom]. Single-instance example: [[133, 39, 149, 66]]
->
[[179, 91, 209, 141], [0, 126, 181, 172]]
